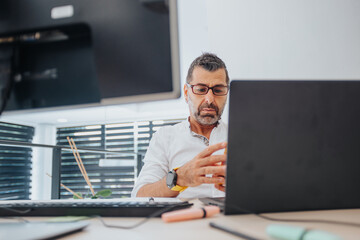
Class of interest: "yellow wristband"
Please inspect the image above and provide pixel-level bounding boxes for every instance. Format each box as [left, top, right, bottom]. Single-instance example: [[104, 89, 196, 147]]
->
[[171, 185, 188, 192], [171, 167, 188, 192]]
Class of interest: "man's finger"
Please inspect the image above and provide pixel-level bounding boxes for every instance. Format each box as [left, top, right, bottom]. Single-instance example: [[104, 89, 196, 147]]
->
[[197, 165, 226, 176], [199, 154, 226, 167], [198, 176, 225, 184], [214, 183, 225, 192], [197, 142, 227, 158]]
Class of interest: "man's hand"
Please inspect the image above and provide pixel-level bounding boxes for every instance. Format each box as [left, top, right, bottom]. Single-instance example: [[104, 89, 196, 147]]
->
[[214, 179, 225, 192], [176, 142, 227, 187]]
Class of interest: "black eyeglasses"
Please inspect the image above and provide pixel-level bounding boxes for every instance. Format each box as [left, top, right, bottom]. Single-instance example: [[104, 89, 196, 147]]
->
[[186, 83, 229, 96]]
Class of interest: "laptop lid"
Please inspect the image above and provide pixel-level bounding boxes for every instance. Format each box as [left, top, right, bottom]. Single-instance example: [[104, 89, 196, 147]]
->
[[0, 221, 89, 240], [225, 80, 360, 214]]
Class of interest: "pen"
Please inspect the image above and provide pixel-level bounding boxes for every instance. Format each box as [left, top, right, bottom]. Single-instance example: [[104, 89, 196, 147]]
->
[[209, 222, 261, 240]]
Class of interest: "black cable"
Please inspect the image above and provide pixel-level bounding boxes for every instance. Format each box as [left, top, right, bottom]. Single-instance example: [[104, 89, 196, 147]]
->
[[255, 213, 360, 228], [93, 202, 191, 229], [0, 207, 32, 214], [228, 204, 360, 228]]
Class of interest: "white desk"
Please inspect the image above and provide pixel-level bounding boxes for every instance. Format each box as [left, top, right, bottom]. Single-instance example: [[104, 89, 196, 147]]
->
[[15, 207, 360, 240]]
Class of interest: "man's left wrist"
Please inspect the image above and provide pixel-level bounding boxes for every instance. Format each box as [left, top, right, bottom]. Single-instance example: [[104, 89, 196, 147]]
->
[[166, 167, 187, 192], [174, 167, 186, 187]]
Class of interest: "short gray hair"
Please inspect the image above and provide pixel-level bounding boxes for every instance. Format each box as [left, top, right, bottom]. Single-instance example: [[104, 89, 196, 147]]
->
[[186, 53, 229, 84]]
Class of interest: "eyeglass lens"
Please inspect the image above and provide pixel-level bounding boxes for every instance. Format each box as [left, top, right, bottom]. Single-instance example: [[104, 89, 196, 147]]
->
[[192, 85, 228, 95]]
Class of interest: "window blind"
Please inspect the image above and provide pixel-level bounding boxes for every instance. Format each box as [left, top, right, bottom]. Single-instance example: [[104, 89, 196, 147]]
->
[[56, 118, 184, 199], [0, 122, 35, 200]]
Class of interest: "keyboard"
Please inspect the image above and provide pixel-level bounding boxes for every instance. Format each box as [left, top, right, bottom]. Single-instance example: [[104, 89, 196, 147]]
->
[[0, 198, 193, 217]]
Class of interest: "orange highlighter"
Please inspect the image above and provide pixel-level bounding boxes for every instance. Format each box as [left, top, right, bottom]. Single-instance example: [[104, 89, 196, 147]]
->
[[162, 206, 220, 223]]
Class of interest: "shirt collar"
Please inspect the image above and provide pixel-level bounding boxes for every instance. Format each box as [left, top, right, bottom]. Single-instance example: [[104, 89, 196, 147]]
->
[[185, 117, 223, 146]]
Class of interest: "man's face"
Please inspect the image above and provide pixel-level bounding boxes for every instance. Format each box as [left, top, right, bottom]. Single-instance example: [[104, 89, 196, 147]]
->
[[184, 67, 228, 126]]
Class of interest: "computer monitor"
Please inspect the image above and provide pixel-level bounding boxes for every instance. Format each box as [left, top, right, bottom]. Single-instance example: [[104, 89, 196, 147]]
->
[[0, 0, 180, 114]]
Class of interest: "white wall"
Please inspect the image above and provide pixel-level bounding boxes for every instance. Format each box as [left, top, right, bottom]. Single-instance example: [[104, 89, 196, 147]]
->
[[205, 0, 360, 80]]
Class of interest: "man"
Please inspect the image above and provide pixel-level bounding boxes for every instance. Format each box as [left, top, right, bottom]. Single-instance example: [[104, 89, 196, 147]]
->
[[131, 53, 229, 198]]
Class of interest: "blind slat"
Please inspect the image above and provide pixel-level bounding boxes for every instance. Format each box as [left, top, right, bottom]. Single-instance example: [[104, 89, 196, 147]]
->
[[0, 122, 34, 200]]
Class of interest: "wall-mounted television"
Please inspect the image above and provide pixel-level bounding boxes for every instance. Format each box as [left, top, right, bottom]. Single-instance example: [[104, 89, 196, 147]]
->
[[0, 0, 180, 114]]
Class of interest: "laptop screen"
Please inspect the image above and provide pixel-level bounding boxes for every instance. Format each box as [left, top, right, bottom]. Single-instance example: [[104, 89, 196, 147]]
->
[[225, 80, 360, 214]]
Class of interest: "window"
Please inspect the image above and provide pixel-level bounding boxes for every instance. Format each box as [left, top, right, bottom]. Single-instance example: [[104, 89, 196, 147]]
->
[[0, 122, 35, 200], [56, 118, 184, 199]]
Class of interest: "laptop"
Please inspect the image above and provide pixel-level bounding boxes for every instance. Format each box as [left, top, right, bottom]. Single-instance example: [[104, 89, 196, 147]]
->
[[0, 221, 89, 240], [223, 80, 360, 214]]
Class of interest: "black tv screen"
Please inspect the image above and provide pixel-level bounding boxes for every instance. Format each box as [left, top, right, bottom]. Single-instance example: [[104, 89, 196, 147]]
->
[[0, 0, 180, 113]]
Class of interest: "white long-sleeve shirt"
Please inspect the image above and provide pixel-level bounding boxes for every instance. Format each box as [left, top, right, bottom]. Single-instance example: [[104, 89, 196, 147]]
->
[[131, 119, 228, 198]]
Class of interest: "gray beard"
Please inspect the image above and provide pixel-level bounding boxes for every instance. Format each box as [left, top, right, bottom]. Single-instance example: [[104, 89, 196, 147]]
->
[[195, 113, 220, 126], [188, 98, 223, 126]]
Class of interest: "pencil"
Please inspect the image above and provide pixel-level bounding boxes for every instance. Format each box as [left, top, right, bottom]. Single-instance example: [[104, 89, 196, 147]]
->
[[61, 183, 83, 199], [71, 137, 95, 196], [46, 173, 83, 199], [70, 137, 95, 196], [67, 137, 95, 196]]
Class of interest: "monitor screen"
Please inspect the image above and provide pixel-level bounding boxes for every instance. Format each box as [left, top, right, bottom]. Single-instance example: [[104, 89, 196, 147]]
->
[[0, 0, 180, 114]]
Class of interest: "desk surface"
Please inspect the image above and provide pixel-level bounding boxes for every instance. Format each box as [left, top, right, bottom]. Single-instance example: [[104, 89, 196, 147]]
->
[[2, 203, 360, 240]]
